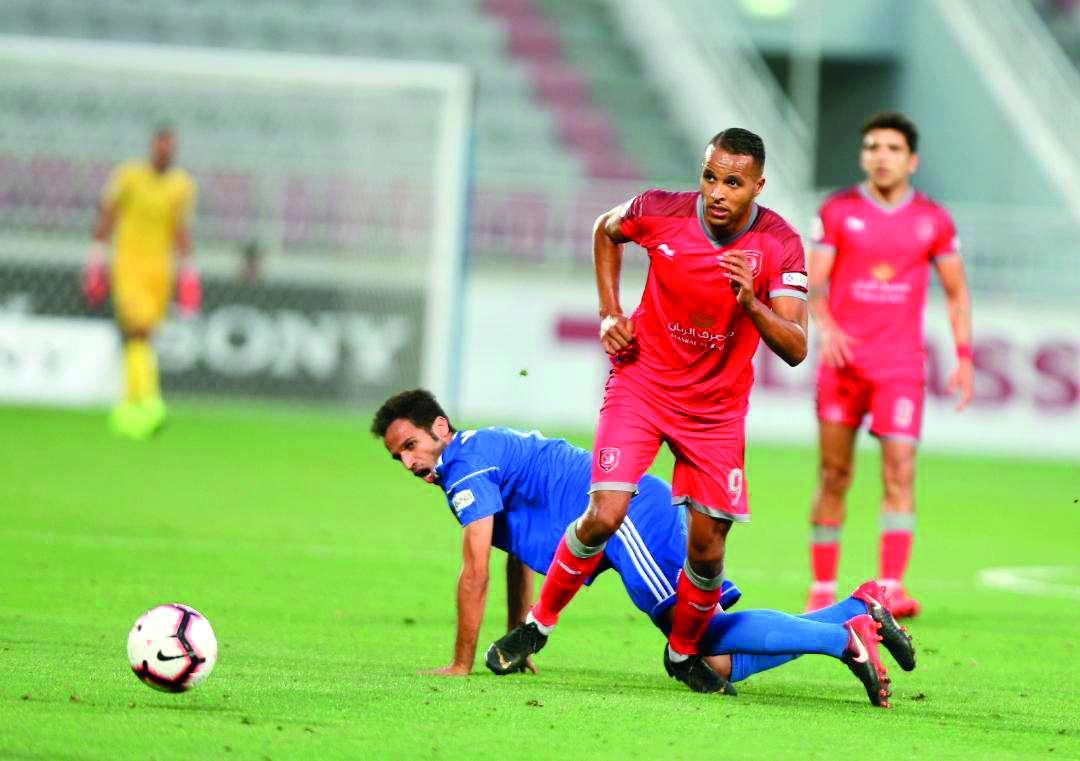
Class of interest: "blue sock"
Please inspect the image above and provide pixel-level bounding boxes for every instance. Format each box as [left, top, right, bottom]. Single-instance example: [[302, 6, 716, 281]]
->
[[798, 596, 866, 625], [700, 610, 848, 658], [730, 652, 800, 682], [716, 610, 851, 683]]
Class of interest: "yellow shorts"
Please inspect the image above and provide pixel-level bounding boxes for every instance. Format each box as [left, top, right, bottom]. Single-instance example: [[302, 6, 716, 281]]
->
[[113, 259, 172, 334]]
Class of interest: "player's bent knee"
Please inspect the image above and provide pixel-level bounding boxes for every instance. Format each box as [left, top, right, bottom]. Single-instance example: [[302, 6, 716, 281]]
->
[[581, 491, 631, 542], [820, 462, 853, 496], [882, 459, 915, 494]]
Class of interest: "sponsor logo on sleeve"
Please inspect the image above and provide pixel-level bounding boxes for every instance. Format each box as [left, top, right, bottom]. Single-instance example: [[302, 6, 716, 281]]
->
[[781, 272, 808, 288], [451, 489, 475, 513], [597, 447, 620, 473]]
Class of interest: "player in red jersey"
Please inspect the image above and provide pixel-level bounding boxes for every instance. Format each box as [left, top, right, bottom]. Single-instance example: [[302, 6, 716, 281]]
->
[[804, 113, 973, 618], [486, 129, 809, 693]]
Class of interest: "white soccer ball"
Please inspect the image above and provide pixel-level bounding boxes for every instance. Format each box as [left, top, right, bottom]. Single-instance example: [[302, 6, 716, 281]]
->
[[127, 603, 218, 692]]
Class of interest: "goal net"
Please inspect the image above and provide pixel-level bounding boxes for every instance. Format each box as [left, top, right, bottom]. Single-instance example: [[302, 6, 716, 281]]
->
[[0, 35, 473, 409]]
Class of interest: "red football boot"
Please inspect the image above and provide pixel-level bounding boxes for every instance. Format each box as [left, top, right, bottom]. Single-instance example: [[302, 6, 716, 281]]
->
[[842, 614, 891, 708], [879, 580, 921, 619], [852, 581, 915, 671]]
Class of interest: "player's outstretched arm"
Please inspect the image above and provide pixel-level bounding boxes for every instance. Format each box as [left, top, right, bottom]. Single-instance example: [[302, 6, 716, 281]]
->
[[92, 199, 116, 245], [505, 555, 537, 673], [594, 204, 635, 355], [82, 198, 117, 307], [808, 246, 856, 368], [505, 555, 533, 631], [174, 223, 202, 316], [175, 223, 193, 263], [421, 516, 494, 676], [934, 254, 973, 410]]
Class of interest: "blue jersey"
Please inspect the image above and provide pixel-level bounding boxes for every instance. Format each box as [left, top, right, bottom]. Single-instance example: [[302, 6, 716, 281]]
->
[[434, 427, 692, 619]]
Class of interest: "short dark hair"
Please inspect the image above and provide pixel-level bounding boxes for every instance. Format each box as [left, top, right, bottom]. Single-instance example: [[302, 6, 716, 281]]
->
[[708, 128, 766, 170], [371, 388, 455, 438], [861, 111, 918, 153]]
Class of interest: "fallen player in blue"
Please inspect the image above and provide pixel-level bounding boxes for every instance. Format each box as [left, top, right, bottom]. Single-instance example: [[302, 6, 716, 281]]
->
[[372, 390, 915, 707]]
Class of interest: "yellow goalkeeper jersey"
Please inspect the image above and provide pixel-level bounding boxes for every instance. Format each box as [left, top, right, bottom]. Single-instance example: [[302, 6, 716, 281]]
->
[[104, 161, 196, 267]]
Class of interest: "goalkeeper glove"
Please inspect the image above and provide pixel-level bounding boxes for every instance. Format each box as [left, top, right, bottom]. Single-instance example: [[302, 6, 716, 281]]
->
[[81, 242, 109, 307], [176, 265, 202, 317]]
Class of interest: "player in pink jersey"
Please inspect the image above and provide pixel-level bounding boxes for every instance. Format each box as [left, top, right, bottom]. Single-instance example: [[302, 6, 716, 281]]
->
[[804, 113, 973, 618], [486, 129, 809, 693]]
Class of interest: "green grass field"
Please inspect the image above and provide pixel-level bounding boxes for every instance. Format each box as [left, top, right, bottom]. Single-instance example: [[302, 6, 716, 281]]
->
[[1, 404, 1078, 761]]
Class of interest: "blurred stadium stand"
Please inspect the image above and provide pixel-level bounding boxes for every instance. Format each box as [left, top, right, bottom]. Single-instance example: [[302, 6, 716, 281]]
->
[[2, 0, 1078, 290]]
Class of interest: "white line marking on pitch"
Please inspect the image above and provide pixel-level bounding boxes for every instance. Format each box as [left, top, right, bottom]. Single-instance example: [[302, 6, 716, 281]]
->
[[976, 565, 1080, 600]]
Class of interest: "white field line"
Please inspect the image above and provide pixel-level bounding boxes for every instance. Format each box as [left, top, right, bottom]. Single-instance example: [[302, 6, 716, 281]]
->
[[976, 566, 1080, 600]]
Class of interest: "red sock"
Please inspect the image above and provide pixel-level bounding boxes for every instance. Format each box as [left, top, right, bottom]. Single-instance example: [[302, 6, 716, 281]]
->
[[668, 570, 723, 656], [811, 542, 839, 584], [879, 530, 913, 583], [809, 522, 841, 590], [530, 534, 603, 627]]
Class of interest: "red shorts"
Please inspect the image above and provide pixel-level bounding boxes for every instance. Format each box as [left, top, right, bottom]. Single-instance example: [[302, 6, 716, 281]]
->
[[590, 368, 749, 522], [815, 362, 924, 440]]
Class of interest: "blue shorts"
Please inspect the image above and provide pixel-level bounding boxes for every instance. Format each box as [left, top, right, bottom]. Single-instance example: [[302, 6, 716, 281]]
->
[[602, 474, 686, 620], [601, 474, 740, 623]]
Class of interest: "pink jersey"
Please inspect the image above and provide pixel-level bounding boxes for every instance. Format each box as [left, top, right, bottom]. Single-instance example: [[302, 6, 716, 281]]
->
[[617, 189, 807, 413], [813, 184, 959, 371]]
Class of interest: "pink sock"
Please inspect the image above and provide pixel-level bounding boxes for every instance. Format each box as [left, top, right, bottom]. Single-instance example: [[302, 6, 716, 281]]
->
[[530, 533, 603, 627], [879, 531, 913, 583], [810, 522, 841, 590], [668, 570, 723, 656]]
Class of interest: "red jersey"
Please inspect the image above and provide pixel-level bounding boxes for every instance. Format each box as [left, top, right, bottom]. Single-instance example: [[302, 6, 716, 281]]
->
[[617, 189, 807, 412], [813, 184, 958, 371]]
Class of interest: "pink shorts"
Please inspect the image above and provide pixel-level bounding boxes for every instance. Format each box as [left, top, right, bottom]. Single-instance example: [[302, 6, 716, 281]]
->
[[590, 369, 749, 523], [815, 362, 924, 440]]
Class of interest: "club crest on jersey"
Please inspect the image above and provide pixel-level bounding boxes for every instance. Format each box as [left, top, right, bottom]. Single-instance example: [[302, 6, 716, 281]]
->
[[916, 216, 937, 243], [845, 217, 866, 232], [598, 447, 620, 473], [727, 468, 744, 506], [720, 250, 762, 278]]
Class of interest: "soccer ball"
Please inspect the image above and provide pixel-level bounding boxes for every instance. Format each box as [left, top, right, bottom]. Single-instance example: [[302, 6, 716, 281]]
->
[[127, 603, 218, 692]]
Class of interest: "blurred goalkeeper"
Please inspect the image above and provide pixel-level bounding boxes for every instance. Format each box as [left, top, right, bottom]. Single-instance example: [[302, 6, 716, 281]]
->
[[83, 124, 200, 438]]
